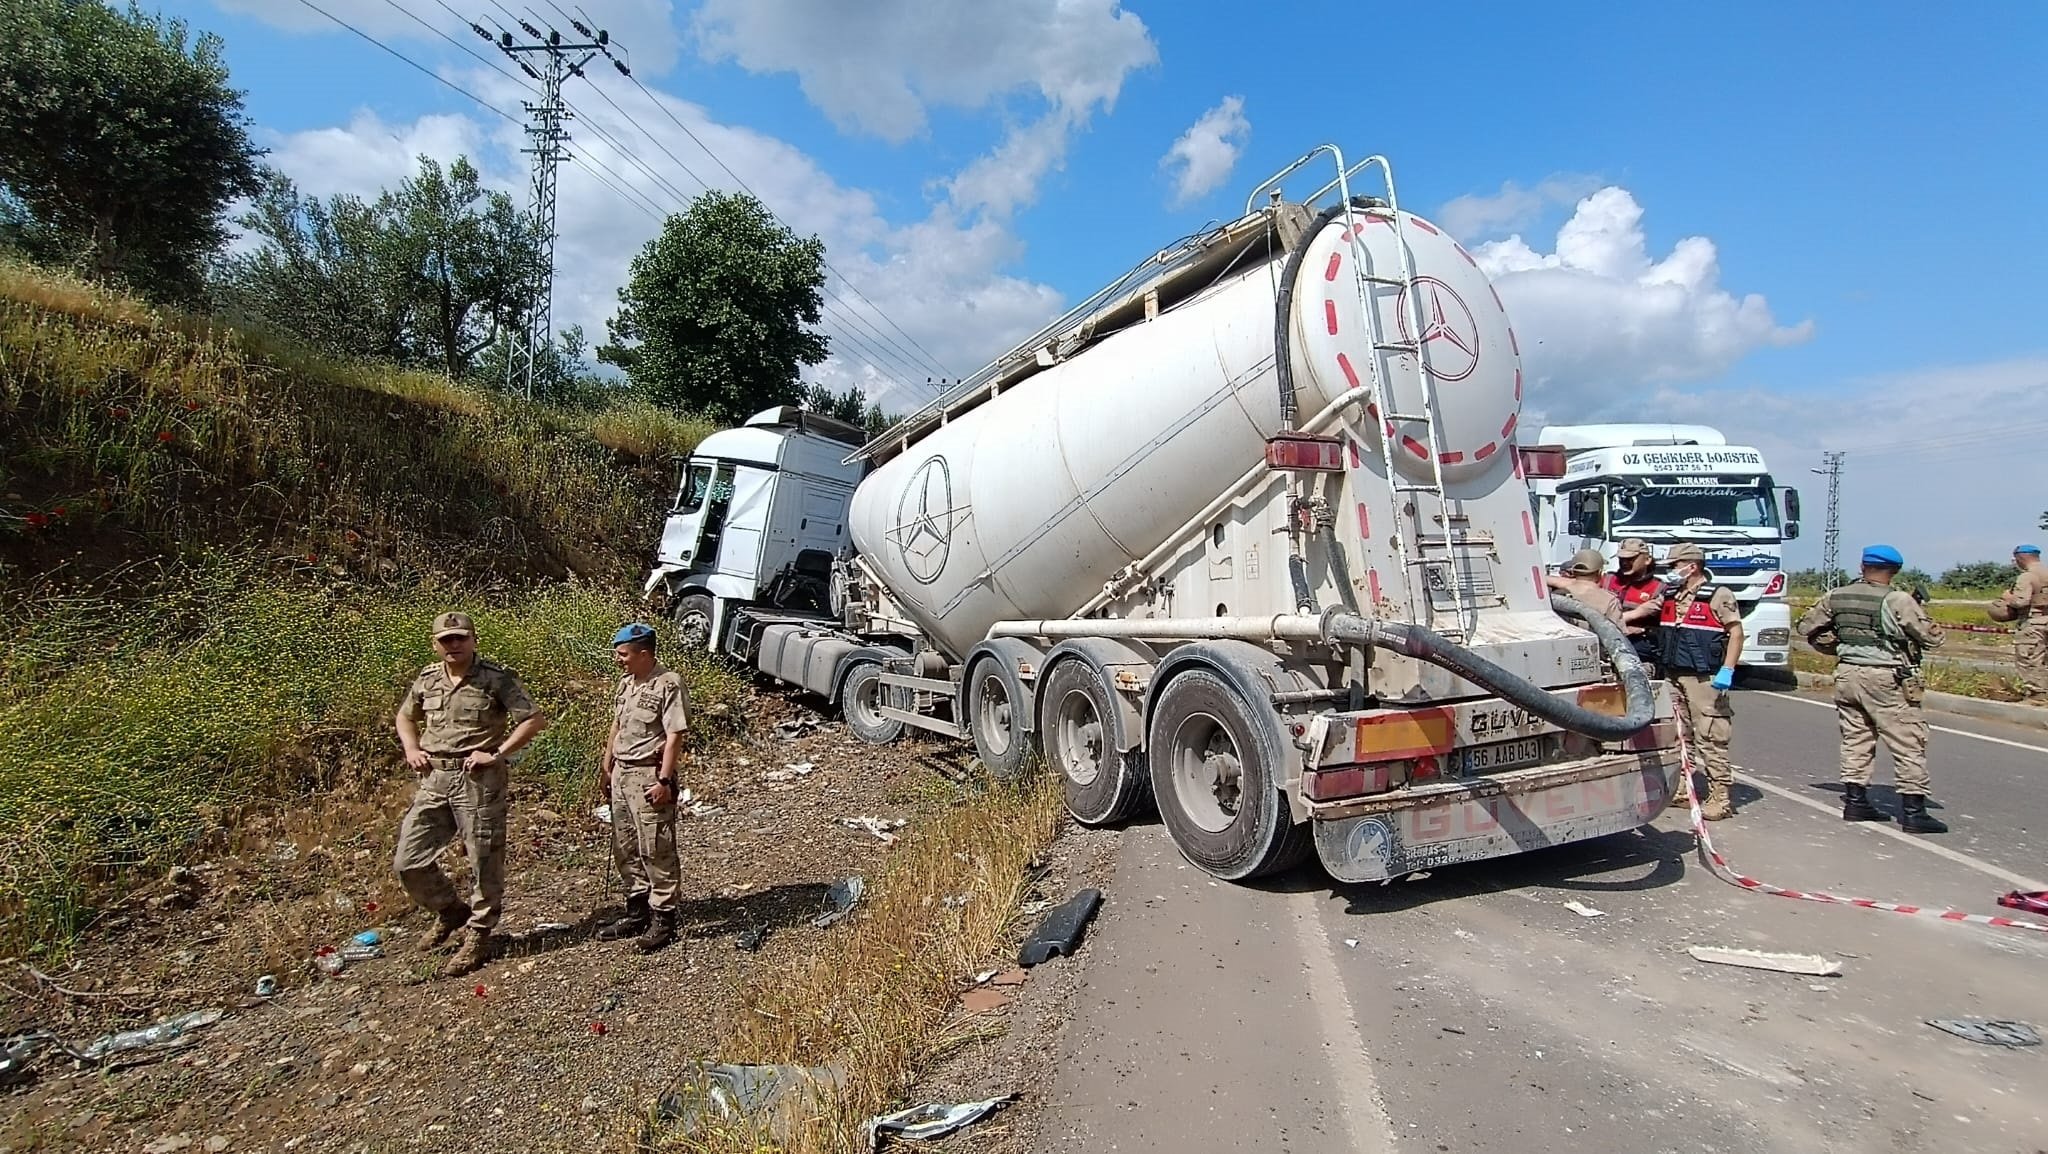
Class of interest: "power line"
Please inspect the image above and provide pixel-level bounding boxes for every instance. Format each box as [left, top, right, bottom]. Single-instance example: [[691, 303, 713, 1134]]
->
[[616, 69, 955, 381], [292, 0, 518, 124]]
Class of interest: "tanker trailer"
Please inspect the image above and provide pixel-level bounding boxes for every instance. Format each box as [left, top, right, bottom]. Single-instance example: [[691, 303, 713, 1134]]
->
[[651, 146, 1681, 884]]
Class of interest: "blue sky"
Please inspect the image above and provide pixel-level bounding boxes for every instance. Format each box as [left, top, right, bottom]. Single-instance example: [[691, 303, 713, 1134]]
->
[[161, 0, 2047, 570]]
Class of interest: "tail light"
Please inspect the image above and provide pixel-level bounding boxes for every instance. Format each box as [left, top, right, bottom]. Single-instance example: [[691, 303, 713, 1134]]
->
[[1266, 432, 1346, 472], [1517, 444, 1569, 478], [1762, 571, 1786, 597]]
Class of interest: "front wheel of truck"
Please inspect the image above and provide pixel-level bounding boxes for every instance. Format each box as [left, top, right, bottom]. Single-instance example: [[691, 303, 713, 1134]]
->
[[1147, 668, 1310, 881], [841, 662, 906, 745]]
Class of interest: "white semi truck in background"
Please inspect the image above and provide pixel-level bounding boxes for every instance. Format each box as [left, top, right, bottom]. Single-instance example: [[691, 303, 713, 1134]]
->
[[1524, 425, 1802, 672], [644, 147, 1679, 884]]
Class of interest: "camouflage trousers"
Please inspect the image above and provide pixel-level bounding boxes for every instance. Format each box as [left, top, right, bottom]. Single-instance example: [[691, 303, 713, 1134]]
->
[[1833, 664, 1930, 795], [2015, 621, 2048, 695], [393, 759, 508, 931], [1671, 673, 1734, 788], [612, 762, 681, 913]]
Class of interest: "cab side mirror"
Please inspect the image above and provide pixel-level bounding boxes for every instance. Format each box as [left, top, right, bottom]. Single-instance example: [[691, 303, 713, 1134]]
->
[[1783, 487, 1802, 522], [1783, 520, 1801, 540]]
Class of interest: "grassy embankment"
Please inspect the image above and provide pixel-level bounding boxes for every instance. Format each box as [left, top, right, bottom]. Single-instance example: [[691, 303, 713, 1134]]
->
[[1785, 593, 2028, 701], [0, 259, 737, 954]]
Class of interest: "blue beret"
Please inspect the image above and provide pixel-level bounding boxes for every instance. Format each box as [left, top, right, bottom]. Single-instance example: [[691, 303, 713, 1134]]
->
[[1860, 544, 1903, 567], [612, 622, 656, 645]]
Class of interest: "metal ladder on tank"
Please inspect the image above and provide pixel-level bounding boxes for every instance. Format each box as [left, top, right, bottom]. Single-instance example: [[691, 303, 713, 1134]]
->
[[1246, 147, 1476, 638]]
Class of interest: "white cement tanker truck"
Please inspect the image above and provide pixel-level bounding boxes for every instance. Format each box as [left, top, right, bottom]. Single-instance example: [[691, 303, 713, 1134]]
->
[[645, 147, 1681, 883]]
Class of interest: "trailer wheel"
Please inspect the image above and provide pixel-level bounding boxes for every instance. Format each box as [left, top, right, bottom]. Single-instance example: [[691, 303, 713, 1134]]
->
[[840, 663, 904, 746], [966, 657, 1032, 781], [672, 593, 715, 651], [1148, 668, 1310, 881], [1041, 660, 1149, 825]]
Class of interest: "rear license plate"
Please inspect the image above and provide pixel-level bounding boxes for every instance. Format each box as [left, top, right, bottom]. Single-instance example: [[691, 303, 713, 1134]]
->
[[1454, 736, 1544, 776]]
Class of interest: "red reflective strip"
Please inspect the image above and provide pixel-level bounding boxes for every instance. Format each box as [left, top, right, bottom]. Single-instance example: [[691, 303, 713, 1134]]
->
[[1337, 351, 1360, 387], [1521, 510, 1535, 545], [1324, 252, 1343, 282], [1490, 284, 1504, 311], [1356, 503, 1370, 537], [1366, 401, 1380, 418], [1456, 245, 1476, 266], [1440, 450, 1464, 464], [1513, 366, 1522, 400], [1501, 413, 1518, 439], [1369, 569, 1382, 602], [1401, 435, 1429, 458], [1512, 446, 1525, 479], [1410, 218, 1439, 235], [1475, 441, 1498, 461], [1509, 327, 1520, 355], [1346, 220, 1366, 239], [1348, 439, 1361, 468], [1532, 566, 1546, 599], [1325, 299, 1340, 335]]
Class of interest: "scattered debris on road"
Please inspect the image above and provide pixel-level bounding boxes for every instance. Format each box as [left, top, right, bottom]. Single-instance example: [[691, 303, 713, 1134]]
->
[[74, 1009, 225, 1064], [960, 987, 1015, 1015], [591, 803, 612, 824], [840, 815, 908, 843], [1563, 900, 1607, 918], [1687, 946, 1843, 976], [1019, 888, 1102, 966], [1997, 890, 2048, 915], [1926, 1019, 2042, 1048], [735, 925, 768, 952], [864, 1094, 1016, 1149], [654, 1062, 847, 1144], [811, 875, 867, 929], [774, 711, 827, 740], [761, 761, 817, 782]]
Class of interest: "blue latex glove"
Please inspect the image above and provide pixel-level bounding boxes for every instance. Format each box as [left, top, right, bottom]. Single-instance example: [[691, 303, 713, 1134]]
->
[[1711, 667, 1734, 692]]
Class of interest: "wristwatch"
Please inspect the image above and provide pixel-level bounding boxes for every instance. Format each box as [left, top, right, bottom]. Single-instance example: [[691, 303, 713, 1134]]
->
[[657, 777, 676, 789]]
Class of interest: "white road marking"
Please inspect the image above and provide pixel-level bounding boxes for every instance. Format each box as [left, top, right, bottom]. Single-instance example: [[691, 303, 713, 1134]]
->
[[1292, 892, 1397, 1154], [1732, 768, 2048, 892], [1755, 689, 2048, 754]]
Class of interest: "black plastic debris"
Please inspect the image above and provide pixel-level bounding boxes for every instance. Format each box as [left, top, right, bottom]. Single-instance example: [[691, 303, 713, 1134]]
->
[[1018, 888, 1102, 967], [1, 1032, 56, 1087], [735, 925, 768, 952], [1926, 1018, 2042, 1048]]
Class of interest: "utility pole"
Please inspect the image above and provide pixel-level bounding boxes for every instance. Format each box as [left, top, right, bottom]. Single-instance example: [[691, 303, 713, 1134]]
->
[[1811, 451, 1844, 587], [474, 10, 629, 399]]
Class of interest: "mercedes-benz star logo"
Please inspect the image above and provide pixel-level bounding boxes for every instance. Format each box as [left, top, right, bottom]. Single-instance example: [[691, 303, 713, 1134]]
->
[[891, 455, 962, 585], [1395, 276, 1481, 382]]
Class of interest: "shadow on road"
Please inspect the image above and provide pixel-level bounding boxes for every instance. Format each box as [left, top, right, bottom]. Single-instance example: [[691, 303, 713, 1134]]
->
[[1252, 825, 1696, 915]]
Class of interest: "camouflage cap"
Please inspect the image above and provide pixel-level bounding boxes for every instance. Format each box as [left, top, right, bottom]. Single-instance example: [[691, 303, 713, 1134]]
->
[[1616, 538, 1651, 559], [1664, 543, 1706, 564], [431, 611, 476, 639], [1564, 548, 1606, 576]]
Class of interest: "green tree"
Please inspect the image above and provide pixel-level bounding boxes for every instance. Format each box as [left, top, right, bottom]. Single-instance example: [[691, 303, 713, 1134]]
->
[[1939, 560, 2013, 591], [598, 190, 829, 422], [801, 382, 870, 424], [217, 157, 536, 380], [2037, 510, 2047, 532], [0, 1, 263, 300]]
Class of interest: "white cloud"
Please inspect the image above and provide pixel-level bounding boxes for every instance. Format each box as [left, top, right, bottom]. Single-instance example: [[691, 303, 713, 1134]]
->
[[254, 66, 1068, 415], [211, 0, 683, 75], [1475, 186, 1812, 411], [1435, 174, 1601, 243], [691, 0, 1156, 143], [1642, 357, 2048, 573], [1160, 96, 1249, 208], [945, 111, 1080, 219]]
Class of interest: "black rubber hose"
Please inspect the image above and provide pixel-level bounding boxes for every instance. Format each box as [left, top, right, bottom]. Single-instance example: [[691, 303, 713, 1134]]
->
[[1287, 552, 1318, 614], [1272, 199, 1367, 429], [1318, 594, 1656, 740]]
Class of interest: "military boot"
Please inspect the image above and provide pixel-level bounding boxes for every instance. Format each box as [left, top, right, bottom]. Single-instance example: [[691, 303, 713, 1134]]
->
[[1699, 781, 1735, 821], [1898, 794, 1948, 834], [418, 903, 470, 953], [596, 895, 650, 941], [1840, 783, 1889, 822], [634, 908, 676, 954], [439, 928, 491, 978]]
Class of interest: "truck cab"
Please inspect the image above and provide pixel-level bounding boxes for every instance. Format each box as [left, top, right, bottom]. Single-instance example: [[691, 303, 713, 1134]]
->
[[643, 406, 868, 648], [1527, 424, 1802, 672]]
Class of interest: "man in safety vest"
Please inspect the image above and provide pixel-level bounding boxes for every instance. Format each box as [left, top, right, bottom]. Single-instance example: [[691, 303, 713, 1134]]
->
[[1660, 542, 1743, 820], [1602, 538, 1664, 674], [1796, 545, 1948, 832], [1999, 544, 2048, 700]]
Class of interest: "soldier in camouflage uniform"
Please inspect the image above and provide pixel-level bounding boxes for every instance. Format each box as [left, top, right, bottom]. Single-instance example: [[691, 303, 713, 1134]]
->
[[392, 611, 549, 977], [2001, 544, 2048, 700], [1797, 545, 1948, 833], [594, 622, 691, 953]]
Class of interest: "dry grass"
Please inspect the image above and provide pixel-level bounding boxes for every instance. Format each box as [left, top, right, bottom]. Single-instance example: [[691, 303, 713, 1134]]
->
[[591, 400, 718, 464], [1788, 648, 2029, 702], [642, 773, 1067, 1153]]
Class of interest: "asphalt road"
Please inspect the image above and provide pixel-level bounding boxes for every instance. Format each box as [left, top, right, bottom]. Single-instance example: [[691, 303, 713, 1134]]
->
[[1039, 689, 2048, 1154]]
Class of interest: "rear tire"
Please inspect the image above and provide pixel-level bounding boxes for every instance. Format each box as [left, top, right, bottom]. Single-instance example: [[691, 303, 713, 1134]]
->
[[966, 657, 1032, 781], [1041, 660, 1150, 825], [1148, 668, 1310, 881], [840, 663, 904, 745], [672, 593, 715, 651]]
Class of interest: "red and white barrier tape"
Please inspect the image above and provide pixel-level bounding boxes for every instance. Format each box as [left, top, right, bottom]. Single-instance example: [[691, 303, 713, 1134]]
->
[[1668, 704, 2048, 936]]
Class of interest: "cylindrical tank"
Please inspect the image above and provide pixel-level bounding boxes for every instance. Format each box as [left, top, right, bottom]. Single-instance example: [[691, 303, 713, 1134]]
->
[[849, 207, 1524, 659]]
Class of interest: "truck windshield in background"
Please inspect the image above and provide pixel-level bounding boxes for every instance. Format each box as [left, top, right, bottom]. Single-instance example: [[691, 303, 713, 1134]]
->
[[1610, 479, 1781, 534]]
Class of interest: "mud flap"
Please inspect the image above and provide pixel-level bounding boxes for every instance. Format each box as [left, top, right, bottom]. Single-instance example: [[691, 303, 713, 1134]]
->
[[1313, 761, 1674, 884]]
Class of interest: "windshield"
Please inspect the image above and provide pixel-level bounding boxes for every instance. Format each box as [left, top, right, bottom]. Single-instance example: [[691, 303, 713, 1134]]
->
[[675, 463, 713, 514], [1611, 484, 1779, 531]]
